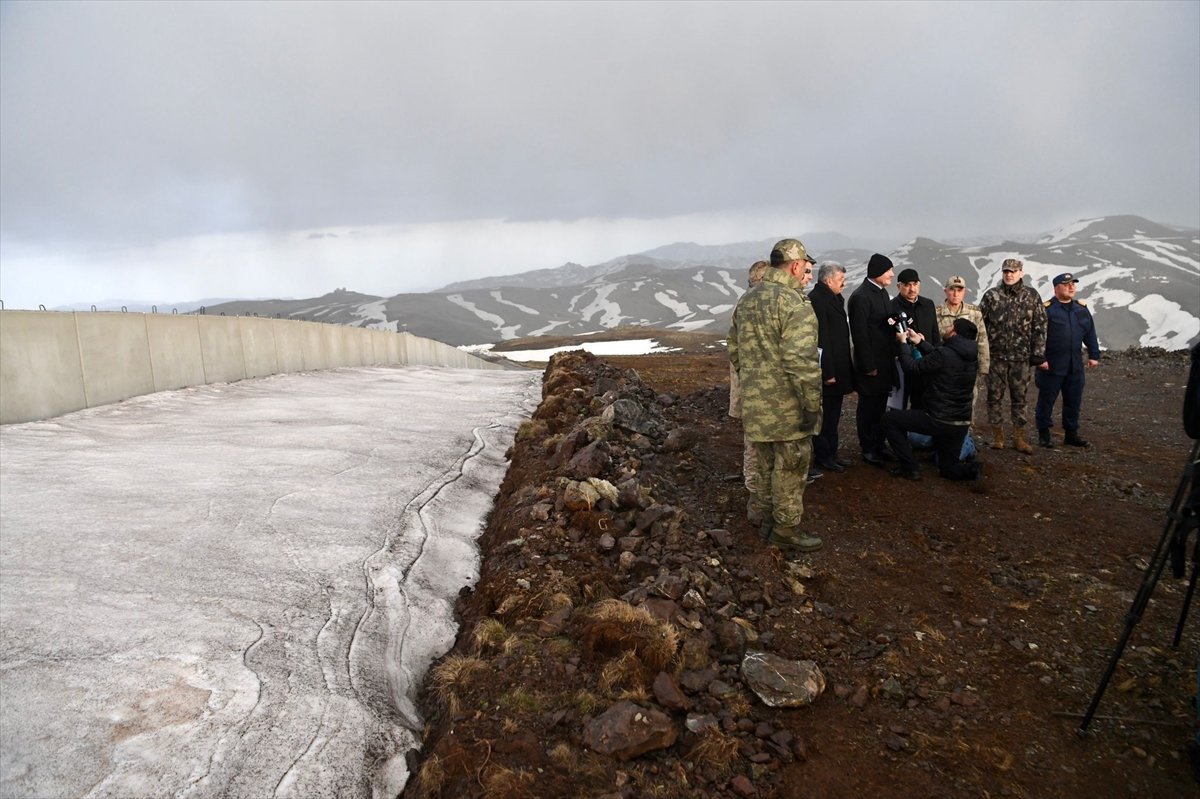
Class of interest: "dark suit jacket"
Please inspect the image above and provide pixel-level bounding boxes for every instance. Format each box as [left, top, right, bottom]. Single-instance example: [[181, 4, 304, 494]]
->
[[848, 278, 899, 395], [809, 281, 854, 397], [893, 295, 941, 347]]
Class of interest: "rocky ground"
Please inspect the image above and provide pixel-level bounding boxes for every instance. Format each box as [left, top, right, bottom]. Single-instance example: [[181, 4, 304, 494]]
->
[[404, 347, 1198, 799]]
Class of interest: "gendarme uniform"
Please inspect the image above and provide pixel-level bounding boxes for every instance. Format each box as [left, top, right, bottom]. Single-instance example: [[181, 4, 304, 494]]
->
[[1035, 274, 1100, 441], [727, 255, 822, 540]]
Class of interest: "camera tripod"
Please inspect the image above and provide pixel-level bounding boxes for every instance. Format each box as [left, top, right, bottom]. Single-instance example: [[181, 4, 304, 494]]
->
[[1079, 438, 1200, 733]]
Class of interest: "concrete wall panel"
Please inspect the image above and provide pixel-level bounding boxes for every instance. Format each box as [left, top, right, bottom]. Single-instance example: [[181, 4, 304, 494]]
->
[[146, 315, 205, 392], [2, 311, 502, 424], [272, 320, 306, 373], [198, 316, 247, 384], [0, 312, 87, 424], [239, 318, 280, 379], [76, 313, 156, 409]]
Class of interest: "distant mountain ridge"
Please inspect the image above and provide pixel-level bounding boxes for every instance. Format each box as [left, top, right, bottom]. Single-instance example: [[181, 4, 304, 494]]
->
[[201, 215, 1199, 351]]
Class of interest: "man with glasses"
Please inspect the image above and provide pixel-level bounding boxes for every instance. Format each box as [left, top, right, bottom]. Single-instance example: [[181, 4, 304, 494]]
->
[[980, 258, 1047, 454], [727, 239, 824, 553]]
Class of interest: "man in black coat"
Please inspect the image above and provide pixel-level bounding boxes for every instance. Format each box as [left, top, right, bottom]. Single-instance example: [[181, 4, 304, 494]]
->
[[809, 262, 854, 472], [848, 253, 898, 466], [882, 317, 983, 482], [892, 267, 940, 411]]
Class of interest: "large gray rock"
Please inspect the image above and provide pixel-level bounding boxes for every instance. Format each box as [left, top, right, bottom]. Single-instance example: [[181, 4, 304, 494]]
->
[[582, 701, 677, 760], [741, 651, 826, 708]]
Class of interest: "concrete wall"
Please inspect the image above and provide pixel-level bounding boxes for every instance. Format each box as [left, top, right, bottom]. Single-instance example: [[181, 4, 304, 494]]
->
[[0, 311, 504, 425]]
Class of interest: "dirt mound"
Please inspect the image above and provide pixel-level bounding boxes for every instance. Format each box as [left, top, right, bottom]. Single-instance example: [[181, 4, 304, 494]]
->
[[406, 349, 1197, 798]]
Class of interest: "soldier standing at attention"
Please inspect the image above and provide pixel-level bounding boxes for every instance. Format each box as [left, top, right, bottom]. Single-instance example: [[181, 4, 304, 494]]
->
[[1035, 273, 1100, 448], [936, 275, 989, 414], [728, 261, 771, 521], [848, 253, 899, 466], [727, 239, 824, 553], [979, 258, 1047, 454]]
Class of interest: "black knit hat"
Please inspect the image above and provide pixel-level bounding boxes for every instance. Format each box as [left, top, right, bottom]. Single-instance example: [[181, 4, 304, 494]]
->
[[867, 253, 894, 279], [897, 268, 920, 284], [953, 318, 978, 340]]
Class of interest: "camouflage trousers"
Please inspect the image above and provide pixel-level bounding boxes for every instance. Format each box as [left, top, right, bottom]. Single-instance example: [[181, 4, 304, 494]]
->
[[753, 438, 812, 528], [986, 359, 1034, 428], [742, 433, 759, 494]]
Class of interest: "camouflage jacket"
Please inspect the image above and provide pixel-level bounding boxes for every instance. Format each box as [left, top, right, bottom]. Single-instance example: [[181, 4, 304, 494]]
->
[[979, 279, 1047, 364], [935, 301, 990, 374], [727, 267, 822, 442]]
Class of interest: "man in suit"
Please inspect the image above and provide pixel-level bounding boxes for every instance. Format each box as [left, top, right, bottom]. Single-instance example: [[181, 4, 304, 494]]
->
[[892, 267, 940, 410], [1035, 273, 1101, 448], [848, 253, 898, 466], [808, 262, 854, 473]]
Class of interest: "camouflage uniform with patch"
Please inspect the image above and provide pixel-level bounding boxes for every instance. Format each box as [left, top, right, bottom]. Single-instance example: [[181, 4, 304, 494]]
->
[[979, 260, 1048, 431], [727, 247, 821, 535], [728, 261, 772, 496]]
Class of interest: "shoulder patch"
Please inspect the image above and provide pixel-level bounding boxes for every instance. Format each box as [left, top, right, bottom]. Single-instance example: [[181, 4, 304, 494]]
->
[[1043, 300, 1052, 307], [1076, 299, 1087, 307]]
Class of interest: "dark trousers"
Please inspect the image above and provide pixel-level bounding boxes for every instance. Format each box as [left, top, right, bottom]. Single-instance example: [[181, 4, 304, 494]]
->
[[883, 409, 977, 480], [1035, 369, 1085, 431], [813, 392, 844, 464], [856, 392, 890, 456]]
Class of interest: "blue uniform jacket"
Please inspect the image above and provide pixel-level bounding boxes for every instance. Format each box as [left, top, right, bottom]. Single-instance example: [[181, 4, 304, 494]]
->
[[1042, 299, 1100, 375]]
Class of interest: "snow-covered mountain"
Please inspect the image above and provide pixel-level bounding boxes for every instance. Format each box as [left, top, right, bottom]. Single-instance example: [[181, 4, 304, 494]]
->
[[202, 216, 1199, 350]]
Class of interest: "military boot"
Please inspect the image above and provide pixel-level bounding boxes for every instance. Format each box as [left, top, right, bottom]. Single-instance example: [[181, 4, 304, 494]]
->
[[991, 426, 1006, 450], [768, 525, 824, 553], [1037, 428, 1052, 448], [1063, 430, 1090, 448], [746, 495, 763, 525], [1012, 426, 1034, 454]]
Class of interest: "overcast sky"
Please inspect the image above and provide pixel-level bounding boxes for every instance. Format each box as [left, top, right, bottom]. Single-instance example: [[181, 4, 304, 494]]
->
[[1, 0, 1197, 309]]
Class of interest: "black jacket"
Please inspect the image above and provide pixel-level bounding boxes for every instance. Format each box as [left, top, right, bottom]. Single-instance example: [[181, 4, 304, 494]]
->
[[893, 295, 941, 347], [848, 278, 899, 395], [809, 281, 854, 396], [898, 335, 978, 424]]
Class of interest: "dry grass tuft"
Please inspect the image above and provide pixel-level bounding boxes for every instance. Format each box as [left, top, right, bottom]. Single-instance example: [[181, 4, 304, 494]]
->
[[430, 654, 487, 695], [472, 618, 510, 653], [547, 742, 577, 769], [481, 764, 535, 799], [581, 599, 679, 672], [688, 728, 741, 777], [598, 650, 645, 696], [572, 689, 602, 715], [514, 419, 548, 443], [408, 753, 445, 799]]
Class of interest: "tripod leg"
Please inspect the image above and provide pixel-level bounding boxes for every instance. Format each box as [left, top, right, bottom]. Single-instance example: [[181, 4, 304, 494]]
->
[[1173, 533, 1199, 648]]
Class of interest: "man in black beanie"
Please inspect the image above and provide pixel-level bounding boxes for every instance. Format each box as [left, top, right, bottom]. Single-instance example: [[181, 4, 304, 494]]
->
[[882, 317, 983, 481], [848, 253, 899, 466]]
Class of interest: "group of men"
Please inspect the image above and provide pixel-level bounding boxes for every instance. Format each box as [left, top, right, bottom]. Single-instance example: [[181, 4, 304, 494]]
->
[[728, 239, 1101, 553]]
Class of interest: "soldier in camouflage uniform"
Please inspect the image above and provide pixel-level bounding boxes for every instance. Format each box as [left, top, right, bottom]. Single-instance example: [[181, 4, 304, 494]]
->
[[727, 239, 824, 553], [728, 261, 771, 521], [935, 275, 989, 421], [979, 259, 1047, 454]]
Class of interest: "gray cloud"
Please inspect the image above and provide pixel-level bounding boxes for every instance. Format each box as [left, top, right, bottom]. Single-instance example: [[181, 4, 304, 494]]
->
[[1, 0, 1197, 302]]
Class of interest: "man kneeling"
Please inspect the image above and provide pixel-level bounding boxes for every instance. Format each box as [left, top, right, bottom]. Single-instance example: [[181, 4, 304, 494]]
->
[[883, 318, 983, 481]]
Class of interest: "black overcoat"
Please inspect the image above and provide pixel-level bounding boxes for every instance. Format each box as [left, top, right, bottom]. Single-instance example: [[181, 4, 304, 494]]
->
[[847, 278, 899, 396], [808, 281, 854, 397]]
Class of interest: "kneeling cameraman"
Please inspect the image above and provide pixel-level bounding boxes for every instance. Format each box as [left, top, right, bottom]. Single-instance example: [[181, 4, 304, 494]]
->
[[883, 318, 983, 481]]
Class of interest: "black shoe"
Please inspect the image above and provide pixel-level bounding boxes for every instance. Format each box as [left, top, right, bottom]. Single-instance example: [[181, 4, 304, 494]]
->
[[815, 459, 845, 473], [834, 457, 853, 469], [1063, 431, 1090, 447], [890, 466, 921, 481], [1037, 428, 1052, 448], [862, 452, 886, 468], [876, 449, 895, 462]]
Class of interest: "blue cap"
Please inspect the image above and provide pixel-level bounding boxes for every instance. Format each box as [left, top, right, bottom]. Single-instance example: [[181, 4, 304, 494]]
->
[[1052, 273, 1079, 286]]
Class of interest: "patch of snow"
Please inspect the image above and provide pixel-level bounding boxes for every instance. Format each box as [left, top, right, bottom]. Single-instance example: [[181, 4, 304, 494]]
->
[[692, 271, 706, 282], [668, 319, 718, 332], [1113, 241, 1199, 275], [654, 291, 692, 318], [526, 320, 571, 337], [1128, 295, 1200, 349], [458, 343, 495, 354], [1088, 288, 1137, 309], [1038, 218, 1103, 244], [354, 299, 389, 326], [717, 270, 743, 296], [708, 304, 734, 314], [705, 281, 732, 297], [577, 284, 626, 327], [490, 291, 540, 315], [498, 338, 678, 362], [446, 294, 522, 340]]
